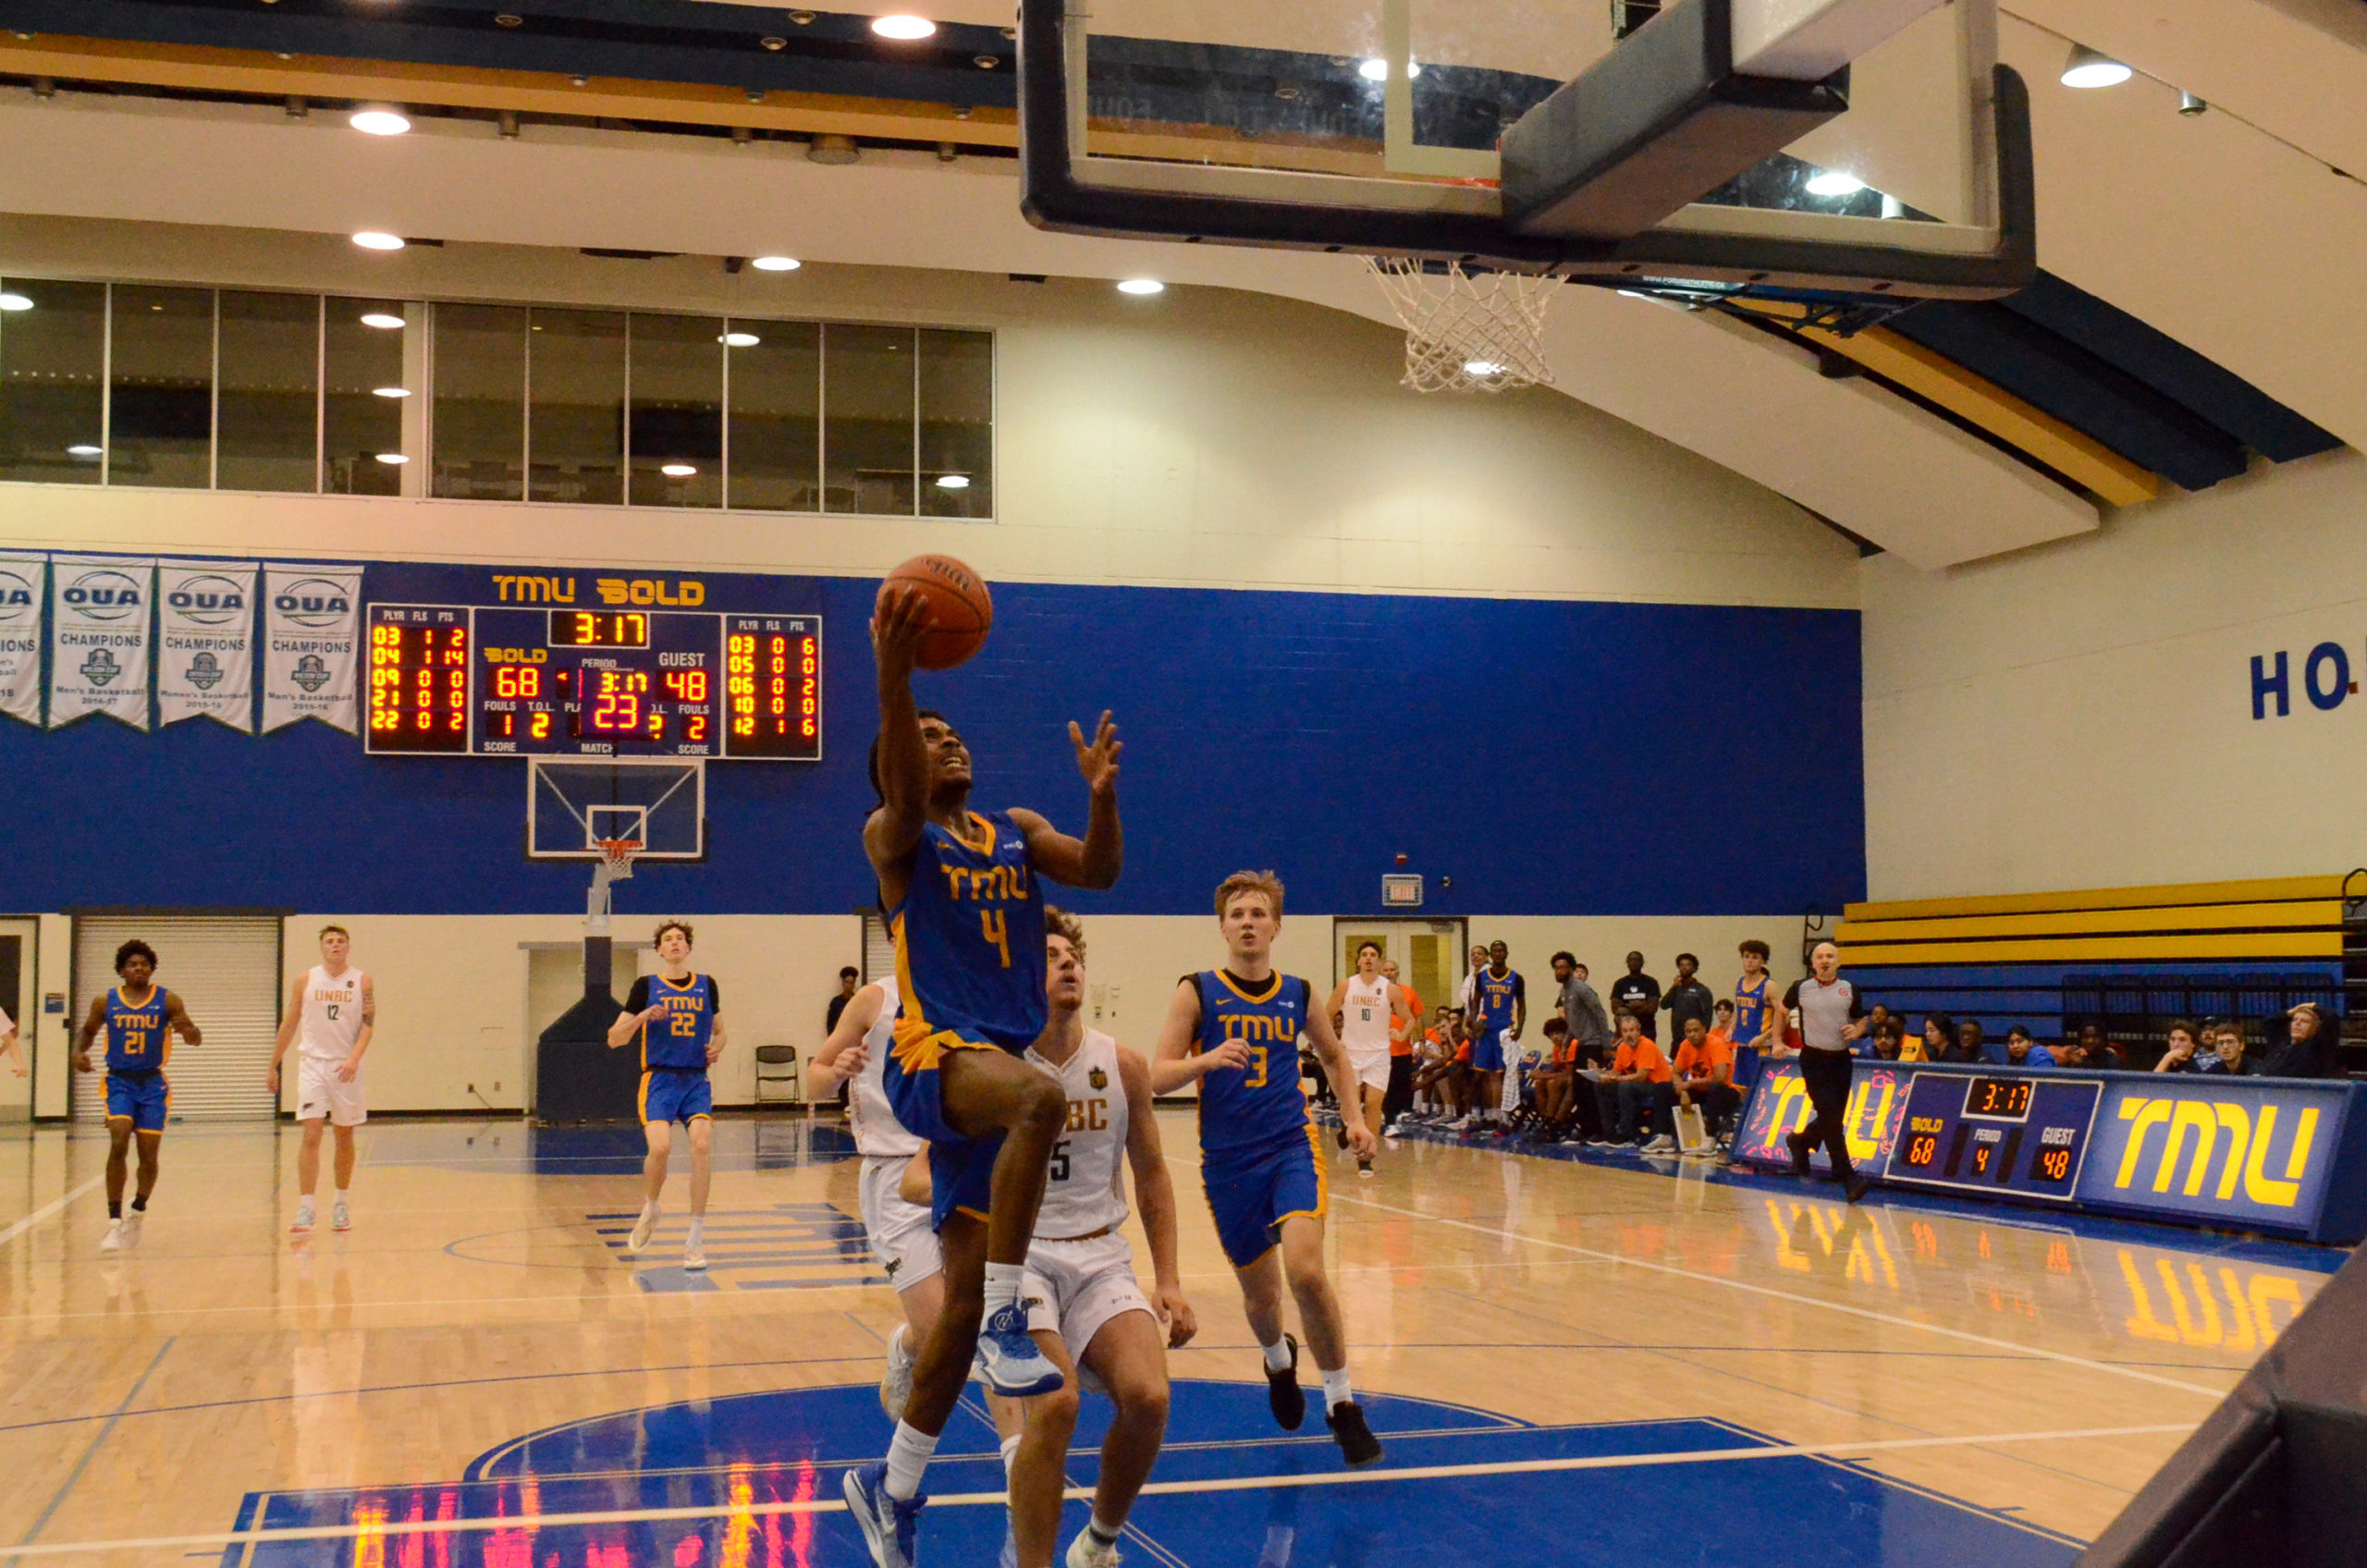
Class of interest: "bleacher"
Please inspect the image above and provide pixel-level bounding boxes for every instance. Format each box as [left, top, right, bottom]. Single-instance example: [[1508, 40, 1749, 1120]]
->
[[1834, 875, 2361, 1069]]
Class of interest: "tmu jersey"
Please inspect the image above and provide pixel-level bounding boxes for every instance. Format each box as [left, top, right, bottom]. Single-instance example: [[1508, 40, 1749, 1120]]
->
[[1191, 970, 1314, 1157], [635, 974, 717, 1071], [892, 811, 1048, 1056], [1472, 967, 1524, 1032], [106, 986, 173, 1072], [1733, 973, 1771, 1046]]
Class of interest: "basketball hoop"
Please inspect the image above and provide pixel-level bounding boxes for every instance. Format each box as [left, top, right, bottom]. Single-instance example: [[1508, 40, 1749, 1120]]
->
[[594, 838, 642, 884], [1365, 257, 1564, 394]]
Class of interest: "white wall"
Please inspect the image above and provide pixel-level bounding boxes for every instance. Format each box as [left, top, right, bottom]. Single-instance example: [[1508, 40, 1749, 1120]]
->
[[1862, 447, 2367, 898]]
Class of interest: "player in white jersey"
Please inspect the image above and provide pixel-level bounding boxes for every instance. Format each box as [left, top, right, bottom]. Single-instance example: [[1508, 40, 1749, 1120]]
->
[[265, 925, 375, 1235], [1325, 941, 1418, 1179], [815, 971, 948, 1422]]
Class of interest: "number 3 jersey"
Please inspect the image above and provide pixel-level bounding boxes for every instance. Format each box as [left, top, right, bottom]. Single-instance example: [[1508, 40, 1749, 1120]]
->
[[1025, 1028, 1131, 1238], [1190, 969, 1315, 1157], [892, 810, 1048, 1056]]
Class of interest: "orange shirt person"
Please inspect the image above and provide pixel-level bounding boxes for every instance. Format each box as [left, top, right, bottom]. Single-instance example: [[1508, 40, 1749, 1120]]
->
[[1594, 1012, 1674, 1148], [1672, 1014, 1741, 1141]]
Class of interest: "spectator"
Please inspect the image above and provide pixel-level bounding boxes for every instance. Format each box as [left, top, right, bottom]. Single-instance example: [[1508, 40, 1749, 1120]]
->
[[2152, 1020, 2207, 1072], [2202, 1022, 2264, 1076], [1671, 1014, 1738, 1142], [2004, 1025, 2055, 1068], [1590, 1012, 1674, 1149], [1866, 1003, 1893, 1041], [1454, 943, 1489, 1014], [1382, 959, 1423, 1126], [1527, 1018, 1576, 1143], [825, 964, 861, 1033], [1707, 998, 1736, 1054], [2065, 1023, 2123, 1071], [1554, 951, 1613, 1060], [1610, 951, 1662, 1040], [1412, 1008, 1457, 1121], [1951, 1019, 1991, 1065], [1917, 1014, 1954, 1064], [2263, 1003, 2335, 1079], [1661, 953, 1714, 1039]]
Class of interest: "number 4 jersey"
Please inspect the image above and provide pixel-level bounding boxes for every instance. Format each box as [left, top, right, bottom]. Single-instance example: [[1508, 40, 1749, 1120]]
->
[[1189, 969, 1315, 1157], [892, 810, 1048, 1057]]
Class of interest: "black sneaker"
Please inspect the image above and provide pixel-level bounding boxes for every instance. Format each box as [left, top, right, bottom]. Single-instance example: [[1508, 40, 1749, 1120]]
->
[[1785, 1131, 1813, 1180], [1844, 1172, 1873, 1205], [1266, 1333, 1306, 1431], [1326, 1401, 1384, 1468]]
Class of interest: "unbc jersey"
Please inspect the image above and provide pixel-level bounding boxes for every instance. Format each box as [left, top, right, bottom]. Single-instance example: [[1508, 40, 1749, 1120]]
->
[[1474, 968, 1522, 1031], [1192, 970, 1314, 1157], [850, 978, 923, 1159], [1028, 1029, 1130, 1240], [299, 966, 365, 1061], [892, 811, 1048, 1056], [638, 974, 716, 1071], [106, 986, 172, 1073]]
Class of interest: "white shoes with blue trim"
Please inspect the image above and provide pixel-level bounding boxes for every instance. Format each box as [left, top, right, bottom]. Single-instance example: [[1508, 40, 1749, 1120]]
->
[[976, 1300, 1063, 1397], [880, 1322, 917, 1420], [843, 1462, 925, 1568]]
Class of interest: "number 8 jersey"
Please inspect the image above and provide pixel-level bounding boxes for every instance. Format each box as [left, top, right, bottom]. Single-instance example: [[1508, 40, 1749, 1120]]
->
[[892, 810, 1048, 1056], [1190, 969, 1314, 1156]]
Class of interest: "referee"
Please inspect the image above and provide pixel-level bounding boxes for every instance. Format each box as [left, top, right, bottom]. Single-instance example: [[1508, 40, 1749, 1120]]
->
[[1783, 941, 1872, 1204]]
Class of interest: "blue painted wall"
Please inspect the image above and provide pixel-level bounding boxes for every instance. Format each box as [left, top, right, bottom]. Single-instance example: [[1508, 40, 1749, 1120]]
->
[[3, 563, 1865, 916]]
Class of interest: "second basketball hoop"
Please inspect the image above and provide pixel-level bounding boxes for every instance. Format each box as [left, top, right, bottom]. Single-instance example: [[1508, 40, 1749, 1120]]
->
[[1366, 258, 1564, 395]]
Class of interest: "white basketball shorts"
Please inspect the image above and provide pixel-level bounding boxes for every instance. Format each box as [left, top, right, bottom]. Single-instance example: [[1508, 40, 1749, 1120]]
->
[[297, 1055, 367, 1127], [861, 1155, 944, 1292], [1023, 1230, 1154, 1366]]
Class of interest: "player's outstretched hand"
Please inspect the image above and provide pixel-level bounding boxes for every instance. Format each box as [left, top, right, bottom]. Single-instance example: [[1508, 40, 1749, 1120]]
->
[[1068, 710, 1121, 795], [1159, 1286, 1198, 1348], [870, 583, 937, 677], [1346, 1122, 1378, 1160]]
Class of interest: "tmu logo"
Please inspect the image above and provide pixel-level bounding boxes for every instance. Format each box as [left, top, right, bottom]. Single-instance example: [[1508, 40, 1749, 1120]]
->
[[2250, 642, 2361, 718]]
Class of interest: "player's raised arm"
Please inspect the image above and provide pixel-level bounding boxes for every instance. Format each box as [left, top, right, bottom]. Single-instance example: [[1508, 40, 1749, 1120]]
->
[[812, 983, 883, 1084], [1151, 977, 1242, 1093], [1011, 710, 1122, 890], [166, 991, 202, 1047], [864, 584, 939, 873], [1301, 1003, 1373, 1156], [1118, 1044, 1196, 1346]]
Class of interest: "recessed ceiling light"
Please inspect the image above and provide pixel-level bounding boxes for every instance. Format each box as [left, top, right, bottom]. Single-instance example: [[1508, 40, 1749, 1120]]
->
[[1463, 359, 1503, 378], [2061, 43, 2132, 89], [67, 444, 101, 457], [350, 108, 411, 136], [750, 255, 801, 272], [1803, 169, 1865, 197], [373, 386, 411, 398], [1356, 57, 1419, 80], [934, 473, 970, 489], [359, 312, 406, 328], [0, 292, 30, 312], [871, 14, 936, 40], [374, 452, 409, 464], [351, 231, 405, 251], [1116, 278, 1164, 295], [660, 462, 698, 477], [719, 331, 762, 347]]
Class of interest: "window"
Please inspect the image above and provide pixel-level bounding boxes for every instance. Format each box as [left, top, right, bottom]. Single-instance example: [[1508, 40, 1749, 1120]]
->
[[108, 284, 214, 489], [628, 312, 721, 508], [431, 302, 526, 501], [0, 278, 105, 484], [726, 318, 819, 511], [325, 298, 412, 496], [216, 290, 319, 494], [825, 325, 916, 517], [919, 328, 993, 520], [528, 308, 625, 506]]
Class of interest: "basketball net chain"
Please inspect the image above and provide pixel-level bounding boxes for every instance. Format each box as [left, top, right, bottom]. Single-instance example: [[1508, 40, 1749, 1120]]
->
[[1365, 257, 1564, 394]]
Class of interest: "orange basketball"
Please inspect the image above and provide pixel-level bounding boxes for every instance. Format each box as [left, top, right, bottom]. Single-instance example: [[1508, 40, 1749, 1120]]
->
[[880, 554, 993, 670]]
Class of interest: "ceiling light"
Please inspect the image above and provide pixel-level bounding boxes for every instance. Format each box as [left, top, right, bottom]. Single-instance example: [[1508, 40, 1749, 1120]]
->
[[1804, 169, 1865, 197], [750, 255, 801, 272], [1116, 278, 1164, 295], [719, 331, 762, 347], [660, 462, 697, 477], [2061, 44, 2132, 89], [1463, 359, 1503, 378], [349, 108, 411, 136], [359, 312, 405, 328], [0, 292, 30, 312], [935, 473, 970, 489], [351, 231, 405, 251], [871, 14, 936, 40], [67, 444, 101, 457], [1356, 57, 1419, 80], [374, 452, 409, 464], [373, 386, 411, 398]]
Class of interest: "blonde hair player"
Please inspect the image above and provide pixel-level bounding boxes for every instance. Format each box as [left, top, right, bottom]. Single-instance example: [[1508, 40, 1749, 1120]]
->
[[265, 925, 376, 1236], [606, 919, 728, 1270], [1151, 871, 1383, 1468], [1326, 941, 1418, 1177]]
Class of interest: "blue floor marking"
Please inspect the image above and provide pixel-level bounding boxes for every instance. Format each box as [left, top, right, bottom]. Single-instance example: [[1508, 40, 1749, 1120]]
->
[[225, 1380, 2080, 1568], [362, 1119, 864, 1175]]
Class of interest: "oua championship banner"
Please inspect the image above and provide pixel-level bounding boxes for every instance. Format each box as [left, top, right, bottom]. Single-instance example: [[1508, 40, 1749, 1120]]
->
[[48, 554, 153, 729], [0, 552, 41, 725], [263, 563, 362, 733], [157, 559, 258, 730]]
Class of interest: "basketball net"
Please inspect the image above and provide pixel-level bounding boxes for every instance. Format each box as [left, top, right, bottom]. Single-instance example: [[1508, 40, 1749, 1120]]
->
[[586, 838, 641, 934], [1365, 257, 1564, 394]]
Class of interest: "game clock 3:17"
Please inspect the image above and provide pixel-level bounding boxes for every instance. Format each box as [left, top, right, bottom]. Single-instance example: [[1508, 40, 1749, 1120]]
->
[[724, 615, 822, 760]]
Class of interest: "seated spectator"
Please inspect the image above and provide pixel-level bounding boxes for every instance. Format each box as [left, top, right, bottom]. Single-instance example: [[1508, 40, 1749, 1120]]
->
[[1915, 1014, 1954, 1064], [2201, 1021, 2264, 1076], [1866, 1002, 1893, 1040], [1590, 1012, 1674, 1150], [1671, 1015, 1739, 1141], [2263, 1002, 2334, 1078], [1527, 1018, 1576, 1141], [1706, 998, 1736, 1053], [1410, 1011, 1456, 1120], [1870, 1019, 1905, 1060], [2003, 1025, 2055, 1068], [2152, 1019, 2207, 1072], [1951, 1019, 1991, 1064]]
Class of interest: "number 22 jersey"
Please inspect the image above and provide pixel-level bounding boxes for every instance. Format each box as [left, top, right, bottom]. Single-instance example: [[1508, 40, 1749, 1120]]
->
[[1190, 969, 1314, 1158]]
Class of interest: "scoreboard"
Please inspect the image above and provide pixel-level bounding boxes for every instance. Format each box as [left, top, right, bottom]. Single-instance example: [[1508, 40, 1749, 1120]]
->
[[365, 604, 821, 760], [1879, 1070, 2105, 1202]]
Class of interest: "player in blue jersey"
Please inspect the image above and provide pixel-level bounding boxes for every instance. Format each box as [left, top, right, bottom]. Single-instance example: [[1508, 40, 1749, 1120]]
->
[[72, 940, 202, 1254], [606, 919, 728, 1272], [1463, 940, 1527, 1133], [1151, 870, 1383, 1469], [845, 583, 1124, 1568]]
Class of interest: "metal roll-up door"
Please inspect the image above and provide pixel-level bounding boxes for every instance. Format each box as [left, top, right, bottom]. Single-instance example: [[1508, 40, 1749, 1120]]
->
[[72, 916, 281, 1123], [863, 913, 894, 985]]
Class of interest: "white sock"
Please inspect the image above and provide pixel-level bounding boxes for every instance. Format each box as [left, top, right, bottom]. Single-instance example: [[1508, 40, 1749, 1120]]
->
[[296, 1195, 315, 1213], [642, 1198, 660, 1218], [1259, 1338, 1293, 1373], [885, 1420, 938, 1500], [1320, 1369, 1352, 1411], [1000, 1434, 1021, 1478], [686, 1217, 705, 1245], [334, 1189, 349, 1204], [1087, 1515, 1123, 1544], [983, 1261, 1024, 1315]]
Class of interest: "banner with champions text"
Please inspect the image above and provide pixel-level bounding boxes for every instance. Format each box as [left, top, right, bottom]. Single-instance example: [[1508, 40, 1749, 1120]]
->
[[156, 559, 258, 730], [0, 552, 43, 726], [263, 563, 362, 733], [48, 554, 153, 729]]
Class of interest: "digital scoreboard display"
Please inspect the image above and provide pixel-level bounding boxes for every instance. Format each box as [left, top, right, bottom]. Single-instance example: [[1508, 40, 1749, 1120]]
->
[[1882, 1071, 2104, 1202], [363, 603, 820, 760]]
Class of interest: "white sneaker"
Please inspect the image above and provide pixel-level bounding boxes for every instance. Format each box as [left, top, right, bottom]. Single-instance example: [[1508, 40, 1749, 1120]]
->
[[1381, 1124, 1403, 1140], [1642, 1135, 1677, 1153], [289, 1205, 315, 1235], [628, 1203, 661, 1255], [119, 1212, 144, 1248], [1067, 1526, 1122, 1568], [99, 1219, 126, 1253], [331, 1200, 351, 1232], [879, 1322, 917, 1421], [683, 1226, 707, 1272]]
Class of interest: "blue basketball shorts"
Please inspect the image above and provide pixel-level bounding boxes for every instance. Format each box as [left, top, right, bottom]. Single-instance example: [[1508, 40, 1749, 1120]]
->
[[1201, 1122, 1327, 1268], [640, 1068, 714, 1126], [1468, 1029, 1508, 1073], [105, 1071, 169, 1133], [884, 1022, 1013, 1232]]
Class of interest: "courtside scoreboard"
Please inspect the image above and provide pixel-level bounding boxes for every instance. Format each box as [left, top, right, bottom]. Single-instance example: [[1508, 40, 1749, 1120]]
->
[[364, 582, 822, 761]]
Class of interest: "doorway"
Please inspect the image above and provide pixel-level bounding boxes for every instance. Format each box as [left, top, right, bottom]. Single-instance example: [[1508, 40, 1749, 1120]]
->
[[1331, 919, 1467, 1023]]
